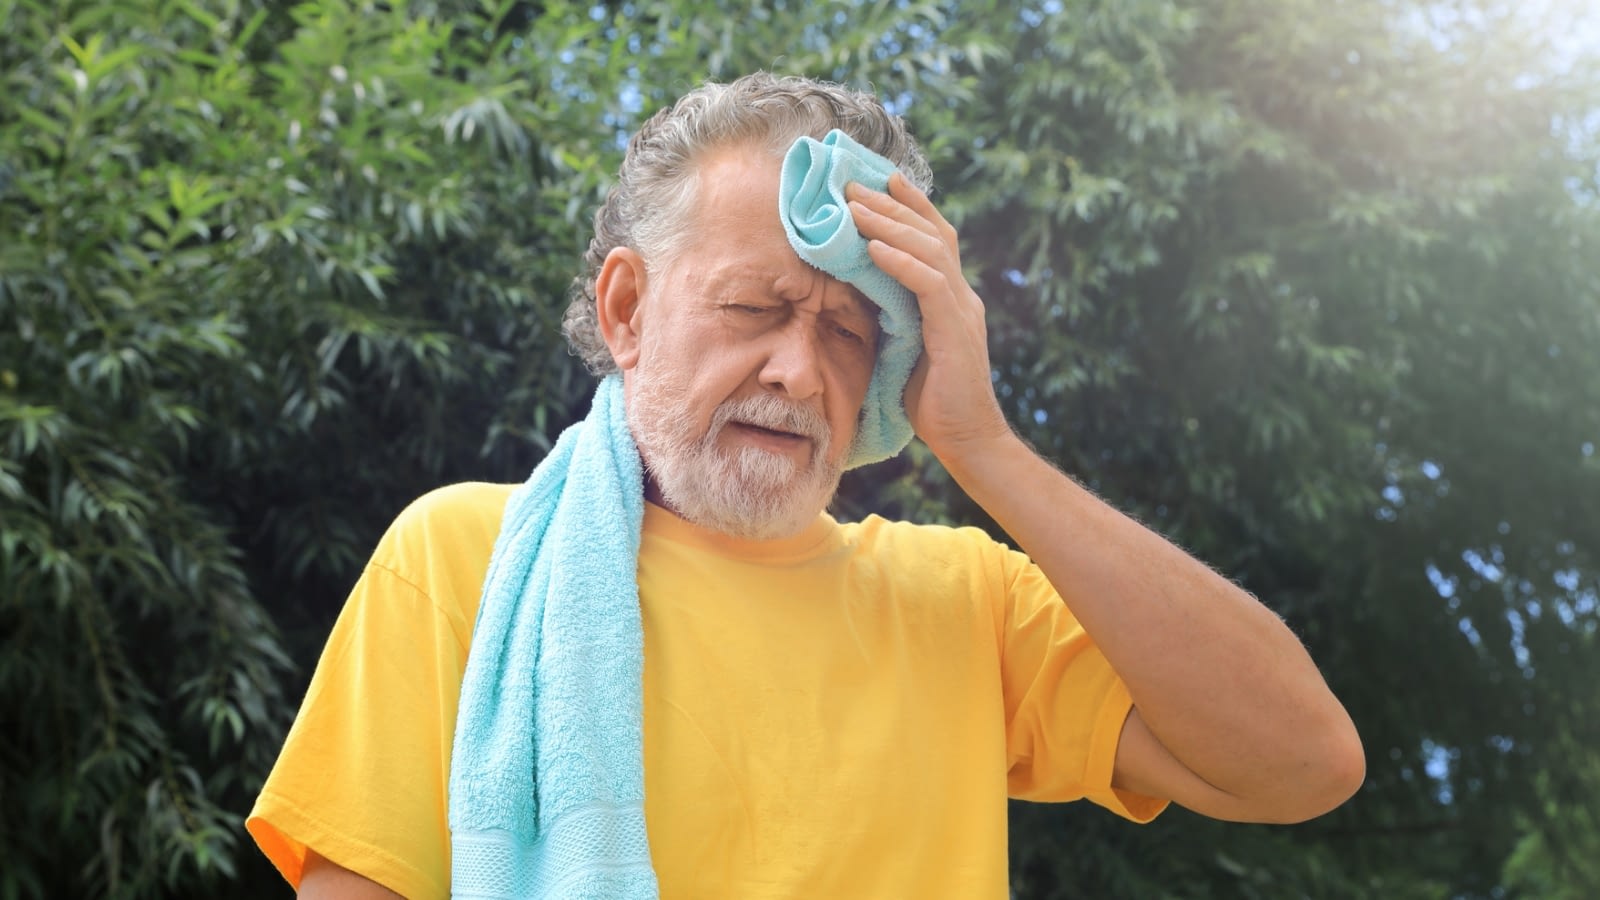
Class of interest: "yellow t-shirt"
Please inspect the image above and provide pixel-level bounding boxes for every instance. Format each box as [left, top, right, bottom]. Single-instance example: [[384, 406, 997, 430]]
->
[[247, 482, 1164, 899]]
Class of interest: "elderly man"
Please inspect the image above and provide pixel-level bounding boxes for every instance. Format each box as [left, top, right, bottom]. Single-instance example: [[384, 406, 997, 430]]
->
[[248, 73, 1363, 899]]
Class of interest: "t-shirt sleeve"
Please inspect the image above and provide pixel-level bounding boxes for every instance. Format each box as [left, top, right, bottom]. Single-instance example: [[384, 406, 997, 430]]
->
[[247, 484, 504, 899], [246, 563, 464, 898], [996, 548, 1169, 823]]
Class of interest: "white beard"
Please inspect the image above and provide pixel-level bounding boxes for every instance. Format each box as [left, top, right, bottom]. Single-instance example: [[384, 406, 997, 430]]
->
[[627, 377, 844, 540]]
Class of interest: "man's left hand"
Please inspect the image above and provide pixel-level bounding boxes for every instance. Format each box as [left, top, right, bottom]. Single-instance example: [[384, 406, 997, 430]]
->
[[847, 176, 1012, 464]]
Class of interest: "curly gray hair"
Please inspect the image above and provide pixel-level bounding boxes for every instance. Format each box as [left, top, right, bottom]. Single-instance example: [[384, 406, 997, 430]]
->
[[561, 72, 934, 374]]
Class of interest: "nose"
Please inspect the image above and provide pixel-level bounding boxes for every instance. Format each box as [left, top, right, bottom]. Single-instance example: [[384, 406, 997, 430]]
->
[[758, 316, 825, 401]]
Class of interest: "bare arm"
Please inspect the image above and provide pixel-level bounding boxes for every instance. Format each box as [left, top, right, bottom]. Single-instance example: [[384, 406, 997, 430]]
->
[[848, 176, 1364, 823], [942, 433, 1363, 822], [298, 849, 405, 900]]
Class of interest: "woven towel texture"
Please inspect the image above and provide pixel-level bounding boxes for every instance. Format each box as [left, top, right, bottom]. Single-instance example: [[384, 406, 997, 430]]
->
[[448, 376, 657, 900]]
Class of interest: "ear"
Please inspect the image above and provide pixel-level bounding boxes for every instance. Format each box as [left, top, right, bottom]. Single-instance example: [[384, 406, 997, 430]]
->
[[596, 246, 648, 370]]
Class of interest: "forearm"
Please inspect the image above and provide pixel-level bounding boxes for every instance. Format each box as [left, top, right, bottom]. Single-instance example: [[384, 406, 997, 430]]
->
[[845, 170, 1360, 819], [298, 849, 405, 899], [941, 431, 1363, 820]]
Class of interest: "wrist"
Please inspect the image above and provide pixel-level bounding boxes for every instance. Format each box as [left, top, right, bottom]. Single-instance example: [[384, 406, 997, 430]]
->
[[929, 420, 1027, 483]]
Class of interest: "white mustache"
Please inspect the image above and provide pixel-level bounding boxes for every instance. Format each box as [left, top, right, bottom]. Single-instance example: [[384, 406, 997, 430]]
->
[[710, 395, 829, 446]]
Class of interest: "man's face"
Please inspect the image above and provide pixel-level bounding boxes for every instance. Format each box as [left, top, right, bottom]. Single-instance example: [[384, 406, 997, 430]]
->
[[619, 144, 880, 539]]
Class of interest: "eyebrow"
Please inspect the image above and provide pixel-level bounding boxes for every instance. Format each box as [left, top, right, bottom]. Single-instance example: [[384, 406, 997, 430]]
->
[[837, 290, 883, 347], [756, 267, 881, 330], [840, 286, 878, 324]]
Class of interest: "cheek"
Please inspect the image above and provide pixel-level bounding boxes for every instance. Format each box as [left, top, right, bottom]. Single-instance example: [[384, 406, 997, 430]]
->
[[828, 359, 875, 433], [837, 348, 877, 405], [635, 331, 700, 386]]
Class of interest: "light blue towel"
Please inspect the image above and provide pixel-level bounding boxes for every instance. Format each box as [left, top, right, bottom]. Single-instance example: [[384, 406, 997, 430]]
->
[[780, 128, 924, 468], [448, 375, 657, 900]]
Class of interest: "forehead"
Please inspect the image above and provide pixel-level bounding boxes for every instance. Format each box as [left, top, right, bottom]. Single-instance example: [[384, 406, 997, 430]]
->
[[682, 146, 876, 320], [684, 146, 793, 266]]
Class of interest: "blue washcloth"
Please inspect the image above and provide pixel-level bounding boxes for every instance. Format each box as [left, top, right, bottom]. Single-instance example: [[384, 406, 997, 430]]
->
[[448, 375, 658, 899], [779, 129, 924, 469]]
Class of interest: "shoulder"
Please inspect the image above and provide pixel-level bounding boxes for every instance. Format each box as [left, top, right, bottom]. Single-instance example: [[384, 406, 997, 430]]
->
[[829, 515, 1041, 646], [840, 514, 1020, 562], [841, 513, 1059, 608], [383, 481, 518, 540], [391, 480, 518, 528], [838, 514, 1035, 595], [370, 481, 518, 582]]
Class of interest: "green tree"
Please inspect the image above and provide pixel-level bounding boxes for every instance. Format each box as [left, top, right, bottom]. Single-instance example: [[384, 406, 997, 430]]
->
[[3, 0, 1597, 896], [917, 0, 1600, 895], [1502, 739, 1600, 899], [0, 0, 981, 895], [0, 0, 601, 893]]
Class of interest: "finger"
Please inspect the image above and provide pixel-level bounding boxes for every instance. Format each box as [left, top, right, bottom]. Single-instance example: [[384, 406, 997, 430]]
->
[[849, 199, 947, 265], [845, 181, 942, 240], [884, 173, 958, 248], [866, 241, 987, 343], [865, 237, 954, 301]]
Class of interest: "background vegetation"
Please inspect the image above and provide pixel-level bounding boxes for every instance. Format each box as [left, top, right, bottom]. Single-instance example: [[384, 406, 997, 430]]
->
[[3, 0, 1597, 896]]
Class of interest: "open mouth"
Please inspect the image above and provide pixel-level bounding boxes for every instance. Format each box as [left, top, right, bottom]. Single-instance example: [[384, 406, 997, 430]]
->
[[738, 422, 803, 439], [728, 421, 811, 446]]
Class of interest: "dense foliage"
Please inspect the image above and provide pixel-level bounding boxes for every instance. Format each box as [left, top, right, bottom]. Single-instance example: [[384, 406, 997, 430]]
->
[[2, 0, 1596, 896]]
